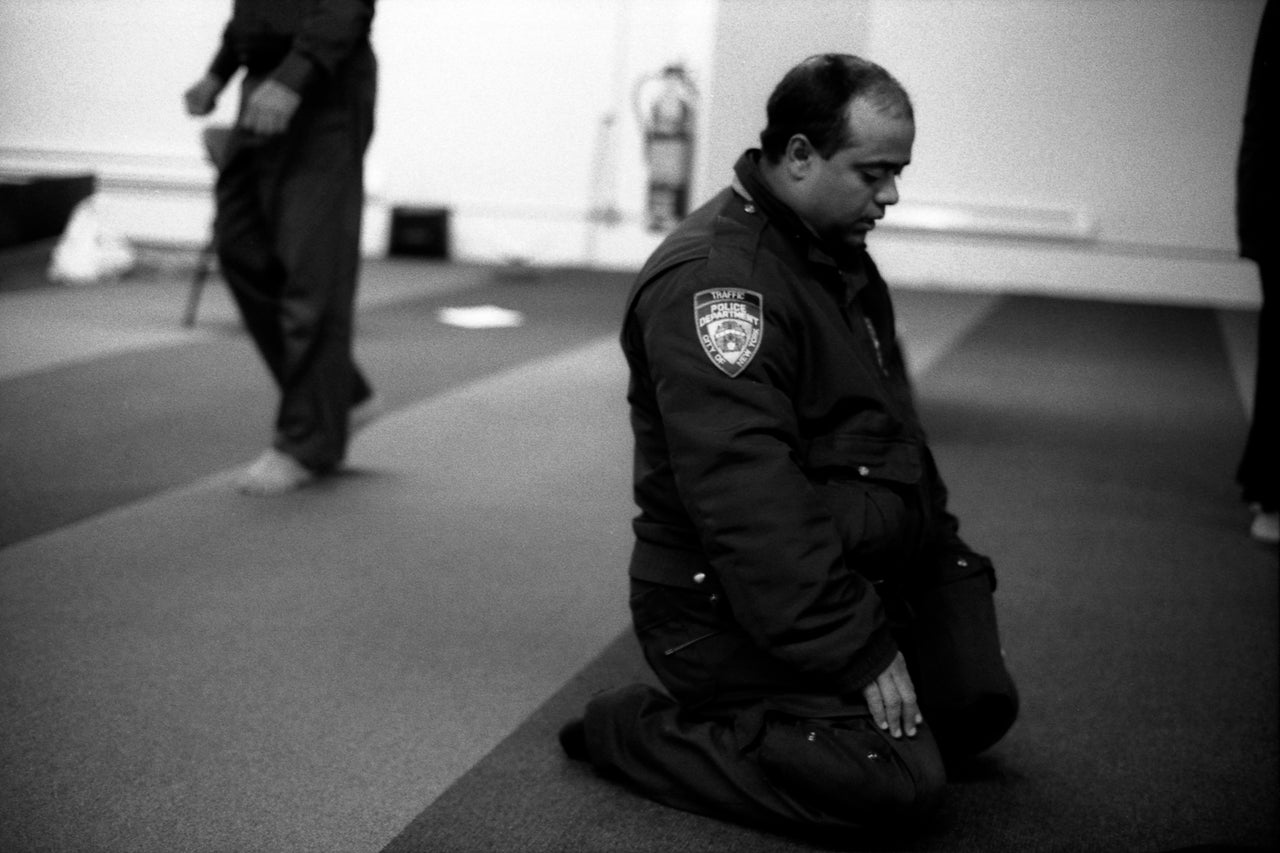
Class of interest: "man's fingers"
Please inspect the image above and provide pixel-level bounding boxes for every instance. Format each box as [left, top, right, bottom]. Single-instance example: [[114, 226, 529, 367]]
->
[[879, 675, 903, 737], [862, 681, 887, 732], [244, 100, 270, 134], [184, 86, 213, 116], [865, 653, 924, 739], [240, 105, 282, 136], [239, 108, 261, 134], [240, 81, 300, 136], [184, 76, 223, 117], [241, 103, 291, 135], [894, 672, 920, 737]]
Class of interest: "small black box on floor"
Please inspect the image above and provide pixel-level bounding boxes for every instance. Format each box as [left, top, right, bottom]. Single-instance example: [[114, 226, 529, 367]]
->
[[389, 206, 450, 259], [0, 173, 96, 249]]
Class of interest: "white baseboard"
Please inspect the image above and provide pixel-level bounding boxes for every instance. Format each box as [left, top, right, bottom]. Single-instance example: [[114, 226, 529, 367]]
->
[[0, 146, 393, 255], [870, 231, 1260, 308], [102, 194, 1261, 309], [3, 147, 1257, 307], [94, 187, 393, 258]]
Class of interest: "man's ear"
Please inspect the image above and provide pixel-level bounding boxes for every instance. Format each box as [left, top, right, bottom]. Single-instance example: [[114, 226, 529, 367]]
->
[[784, 134, 815, 179]]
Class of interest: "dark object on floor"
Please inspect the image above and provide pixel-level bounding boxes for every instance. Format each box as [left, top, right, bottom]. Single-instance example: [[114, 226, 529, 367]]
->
[[389, 206, 450, 259], [0, 173, 96, 250]]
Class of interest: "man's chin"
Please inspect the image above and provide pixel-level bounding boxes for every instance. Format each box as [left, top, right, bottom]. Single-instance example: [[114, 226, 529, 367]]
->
[[816, 229, 869, 258]]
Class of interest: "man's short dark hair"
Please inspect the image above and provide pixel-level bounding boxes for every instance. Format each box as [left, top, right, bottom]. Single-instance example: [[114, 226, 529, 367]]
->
[[760, 53, 913, 162]]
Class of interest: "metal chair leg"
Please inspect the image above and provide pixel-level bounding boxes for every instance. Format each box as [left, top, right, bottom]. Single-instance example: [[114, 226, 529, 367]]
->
[[183, 238, 216, 327]]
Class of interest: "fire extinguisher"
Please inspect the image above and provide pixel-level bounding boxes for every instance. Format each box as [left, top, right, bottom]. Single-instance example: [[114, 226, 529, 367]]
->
[[634, 63, 698, 232]]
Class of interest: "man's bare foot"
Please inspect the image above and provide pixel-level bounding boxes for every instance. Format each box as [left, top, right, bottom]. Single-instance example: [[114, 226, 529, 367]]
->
[[350, 393, 384, 435], [236, 449, 316, 496]]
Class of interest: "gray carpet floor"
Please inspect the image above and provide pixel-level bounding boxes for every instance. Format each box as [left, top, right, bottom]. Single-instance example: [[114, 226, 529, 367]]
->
[[382, 297, 1278, 853], [0, 256, 1274, 852]]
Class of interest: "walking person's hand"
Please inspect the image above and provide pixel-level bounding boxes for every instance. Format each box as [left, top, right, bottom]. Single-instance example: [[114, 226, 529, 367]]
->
[[183, 74, 224, 116], [240, 79, 301, 135], [862, 652, 922, 738]]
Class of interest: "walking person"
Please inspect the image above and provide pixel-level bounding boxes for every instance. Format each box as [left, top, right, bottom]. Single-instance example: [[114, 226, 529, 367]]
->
[[184, 0, 381, 495]]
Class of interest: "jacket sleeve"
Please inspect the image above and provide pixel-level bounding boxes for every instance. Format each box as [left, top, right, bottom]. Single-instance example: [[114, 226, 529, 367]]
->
[[866, 252, 995, 586], [919, 446, 999, 588], [207, 22, 243, 83], [272, 0, 375, 94], [633, 265, 898, 695]]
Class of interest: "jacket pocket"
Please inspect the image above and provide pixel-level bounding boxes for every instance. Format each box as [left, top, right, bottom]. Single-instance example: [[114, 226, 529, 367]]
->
[[814, 480, 910, 574], [805, 434, 924, 577], [803, 433, 923, 484]]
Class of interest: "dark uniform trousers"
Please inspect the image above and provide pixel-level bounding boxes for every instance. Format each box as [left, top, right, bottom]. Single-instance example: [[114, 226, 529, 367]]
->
[[582, 556, 1018, 836], [1237, 259, 1276, 509], [215, 43, 376, 472]]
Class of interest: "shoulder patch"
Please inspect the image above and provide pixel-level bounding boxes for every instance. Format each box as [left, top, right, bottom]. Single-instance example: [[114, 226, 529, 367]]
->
[[693, 288, 764, 377]]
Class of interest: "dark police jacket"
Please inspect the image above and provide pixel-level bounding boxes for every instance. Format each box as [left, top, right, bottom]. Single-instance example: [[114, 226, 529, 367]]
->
[[207, 0, 375, 94], [622, 150, 991, 696]]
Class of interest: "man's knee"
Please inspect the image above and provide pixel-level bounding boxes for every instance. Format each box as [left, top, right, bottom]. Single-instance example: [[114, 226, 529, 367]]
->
[[908, 564, 1020, 758], [755, 716, 946, 828], [928, 685, 1019, 759], [580, 683, 670, 769]]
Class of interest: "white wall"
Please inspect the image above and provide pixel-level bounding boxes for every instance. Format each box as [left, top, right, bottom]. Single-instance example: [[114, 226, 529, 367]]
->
[[0, 0, 1267, 305], [868, 0, 1257, 253], [0, 1, 231, 156], [368, 0, 716, 264], [701, 0, 875, 202], [702, 0, 1265, 305], [0, 0, 716, 260]]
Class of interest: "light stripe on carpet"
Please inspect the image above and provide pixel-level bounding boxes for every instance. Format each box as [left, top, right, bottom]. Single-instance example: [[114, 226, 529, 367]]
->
[[0, 264, 634, 547], [0, 336, 634, 853]]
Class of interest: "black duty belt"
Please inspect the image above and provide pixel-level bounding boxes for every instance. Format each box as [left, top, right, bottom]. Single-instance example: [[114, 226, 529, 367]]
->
[[628, 539, 720, 592]]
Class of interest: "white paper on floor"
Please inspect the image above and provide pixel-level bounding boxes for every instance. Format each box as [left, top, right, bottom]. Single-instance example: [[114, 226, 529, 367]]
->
[[436, 305, 526, 329]]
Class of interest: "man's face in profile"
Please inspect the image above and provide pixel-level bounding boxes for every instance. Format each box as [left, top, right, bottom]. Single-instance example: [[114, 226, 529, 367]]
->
[[796, 97, 915, 254]]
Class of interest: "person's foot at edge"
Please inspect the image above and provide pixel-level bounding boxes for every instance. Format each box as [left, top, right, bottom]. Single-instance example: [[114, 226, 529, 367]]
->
[[1249, 504, 1279, 545], [350, 393, 385, 436], [558, 719, 589, 762], [236, 448, 316, 496]]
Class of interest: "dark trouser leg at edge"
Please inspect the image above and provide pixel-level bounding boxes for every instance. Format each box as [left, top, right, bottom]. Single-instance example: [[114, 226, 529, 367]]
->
[[1238, 259, 1278, 542]]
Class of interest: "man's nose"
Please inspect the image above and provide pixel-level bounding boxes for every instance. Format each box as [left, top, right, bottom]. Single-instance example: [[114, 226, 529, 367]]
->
[[875, 176, 900, 206]]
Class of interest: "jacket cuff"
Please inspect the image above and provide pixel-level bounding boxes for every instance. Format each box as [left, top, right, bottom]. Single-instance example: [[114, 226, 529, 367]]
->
[[271, 52, 319, 95], [940, 550, 997, 590], [836, 624, 899, 695], [208, 47, 240, 83]]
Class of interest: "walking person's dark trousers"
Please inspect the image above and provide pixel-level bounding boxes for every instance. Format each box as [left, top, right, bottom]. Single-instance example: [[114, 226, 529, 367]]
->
[[214, 45, 377, 473], [1238, 259, 1277, 510], [582, 558, 1017, 837]]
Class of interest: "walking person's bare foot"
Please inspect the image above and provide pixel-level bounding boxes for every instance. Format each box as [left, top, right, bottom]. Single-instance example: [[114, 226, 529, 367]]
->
[[236, 448, 316, 495], [349, 393, 385, 436]]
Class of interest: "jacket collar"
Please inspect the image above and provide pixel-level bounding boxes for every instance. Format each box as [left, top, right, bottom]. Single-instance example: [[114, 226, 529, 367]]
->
[[732, 149, 868, 297]]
